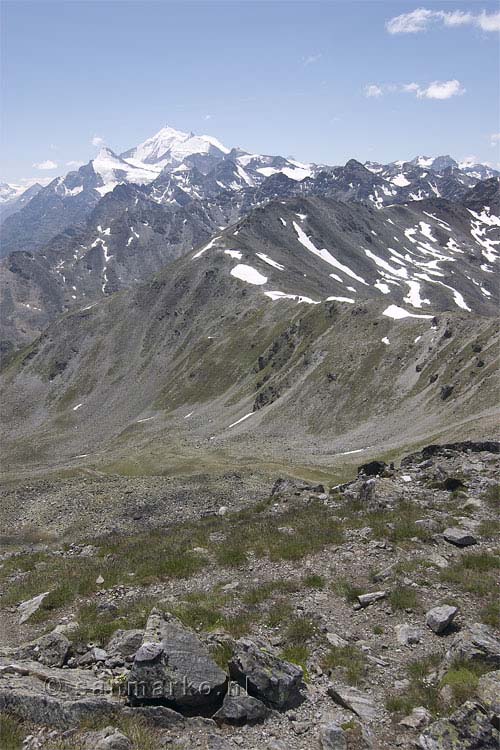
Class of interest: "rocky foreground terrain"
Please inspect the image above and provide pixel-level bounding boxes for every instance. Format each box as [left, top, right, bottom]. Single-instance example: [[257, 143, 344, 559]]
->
[[0, 440, 499, 749]]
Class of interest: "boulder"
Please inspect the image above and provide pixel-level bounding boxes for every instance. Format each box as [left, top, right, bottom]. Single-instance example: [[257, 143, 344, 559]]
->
[[477, 670, 500, 728], [443, 528, 478, 547], [107, 629, 143, 660], [20, 631, 70, 668], [127, 609, 227, 708], [319, 721, 347, 750], [357, 591, 386, 607], [229, 638, 303, 709], [76, 647, 108, 666], [327, 684, 378, 722], [18, 592, 50, 624], [89, 727, 132, 750], [400, 706, 432, 730], [395, 624, 422, 646], [419, 701, 499, 749], [426, 606, 458, 634], [213, 693, 269, 725], [357, 460, 387, 476], [444, 623, 500, 668]]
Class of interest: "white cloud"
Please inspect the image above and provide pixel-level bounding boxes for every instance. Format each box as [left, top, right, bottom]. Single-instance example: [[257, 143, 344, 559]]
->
[[477, 10, 500, 31], [386, 8, 436, 33], [32, 159, 58, 170], [303, 53, 322, 66], [365, 84, 384, 98], [203, 114, 212, 121], [491, 133, 500, 146], [366, 80, 465, 100], [416, 79, 466, 99], [66, 160, 85, 168], [387, 8, 500, 34], [91, 135, 105, 147]]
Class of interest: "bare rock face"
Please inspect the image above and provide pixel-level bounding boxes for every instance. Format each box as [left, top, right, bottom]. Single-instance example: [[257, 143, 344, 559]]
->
[[319, 721, 347, 749], [443, 527, 478, 547], [426, 605, 458, 634], [419, 701, 500, 749], [444, 623, 500, 668], [327, 684, 378, 722], [127, 608, 227, 708], [86, 727, 133, 750], [477, 670, 500, 729], [229, 638, 304, 709], [16, 631, 70, 668], [106, 629, 143, 660], [18, 592, 51, 624], [212, 692, 269, 725]]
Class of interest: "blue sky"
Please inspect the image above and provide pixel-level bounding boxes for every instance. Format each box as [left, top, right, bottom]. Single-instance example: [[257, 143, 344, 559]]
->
[[1, 0, 499, 184]]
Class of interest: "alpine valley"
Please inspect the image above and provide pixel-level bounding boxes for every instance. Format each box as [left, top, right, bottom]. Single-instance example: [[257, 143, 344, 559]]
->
[[0, 125, 499, 750]]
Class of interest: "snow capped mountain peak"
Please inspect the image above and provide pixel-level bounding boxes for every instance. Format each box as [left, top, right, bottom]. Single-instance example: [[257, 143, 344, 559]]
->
[[121, 125, 230, 167], [92, 147, 159, 195]]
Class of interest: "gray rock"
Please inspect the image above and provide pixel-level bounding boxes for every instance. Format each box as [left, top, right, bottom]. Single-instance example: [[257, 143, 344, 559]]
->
[[443, 527, 478, 547], [229, 638, 303, 709], [76, 647, 108, 666], [20, 632, 70, 668], [91, 727, 132, 750], [477, 670, 500, 728], [326, 632, 349, 648], [426, 605, 458, 634], [18, 592, 50, 624], [357, 591, 386, 607], [127, 609, 227, 707], [107, 629, 143, 660], [327, 684, 378, 722], [395, 624, 422, 646], [399, 706, 432, 730], [213, 693, 269, 725], [319, 721, 347, 749], [419, 701, 500, 749], [445, 623, 500, 668]]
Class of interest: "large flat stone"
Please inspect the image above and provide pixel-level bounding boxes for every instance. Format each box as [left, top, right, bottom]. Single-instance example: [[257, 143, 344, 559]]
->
[[127, 608, 227, 708]]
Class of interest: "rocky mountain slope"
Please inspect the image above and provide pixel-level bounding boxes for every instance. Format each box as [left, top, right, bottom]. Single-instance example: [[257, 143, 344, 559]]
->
[[1, 188, 498, 479], [1, 177, 498, 353]]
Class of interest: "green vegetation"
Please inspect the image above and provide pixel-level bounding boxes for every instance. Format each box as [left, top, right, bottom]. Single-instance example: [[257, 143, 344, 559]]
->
[[0, 714, 25, 750], [439, 552, 499, 598], [322, 645, 367, 686], [302, 573, 325, 589], [389, 586, 420, 610], [334, 577, 364, 603], [71, 597, 154, 646], [439, 660, 490, 706], [481, 600, 500, 628], [0, 498, 343, 618], [341, 499, 442, 543], [385, 654, 441, 717], [285, 615, 318, 645], [481, 483, 500, 510], [281, 645, 310, 679]]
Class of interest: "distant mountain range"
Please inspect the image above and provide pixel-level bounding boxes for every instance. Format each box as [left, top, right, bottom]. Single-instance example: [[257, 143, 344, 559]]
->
[[1, 125, 498, 474], [1, 125, 497, 258]]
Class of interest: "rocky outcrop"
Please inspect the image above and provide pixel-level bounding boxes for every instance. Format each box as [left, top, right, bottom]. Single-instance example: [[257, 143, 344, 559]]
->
[[229, 638, 304, 709], [327, 684, 379, 722], [419, 701, 500, 749], [213, 692, 269, 725], [127, 608, 227, 708], [444, 623, 500, 668]]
